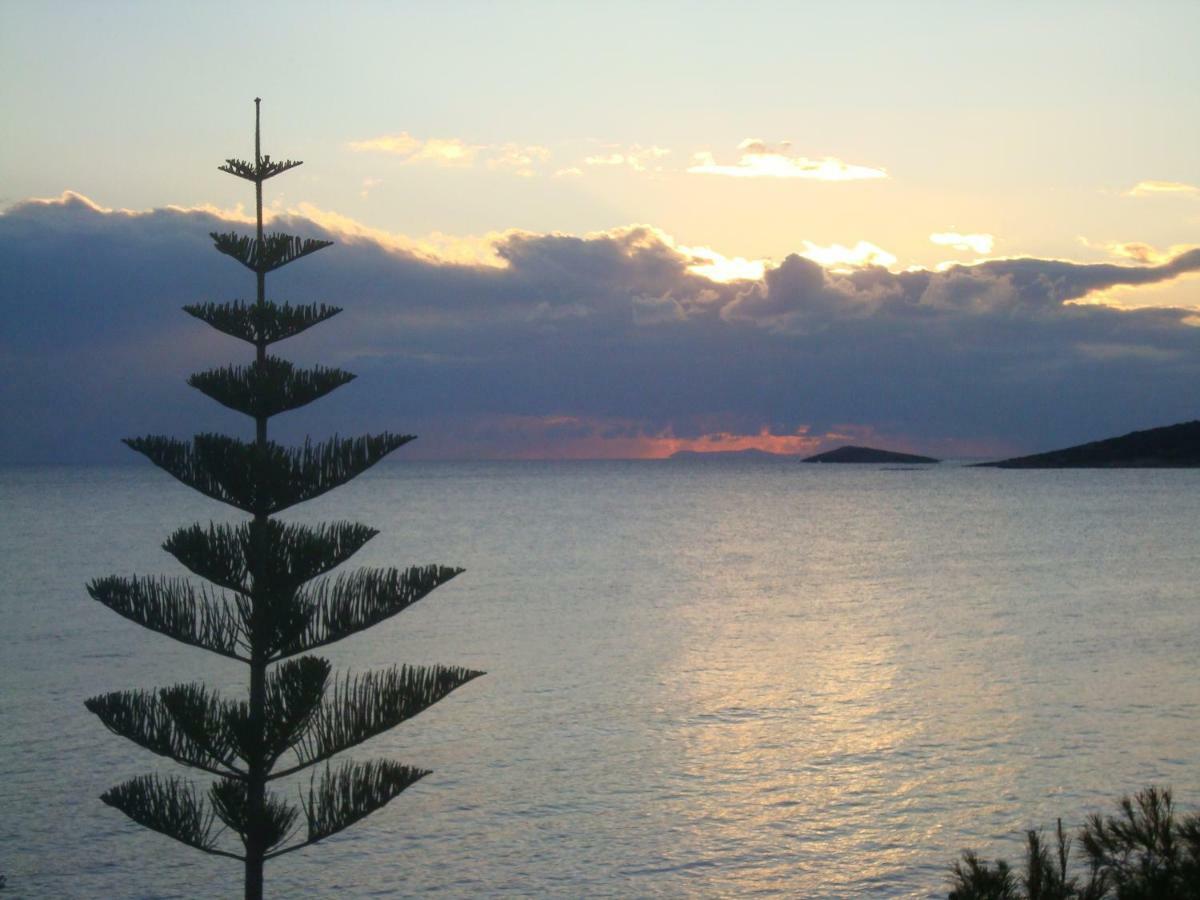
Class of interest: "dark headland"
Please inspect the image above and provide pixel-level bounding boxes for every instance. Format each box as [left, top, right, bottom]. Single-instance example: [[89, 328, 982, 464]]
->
[[803, 445, 940, 464], [979, 420, 1200, 468]]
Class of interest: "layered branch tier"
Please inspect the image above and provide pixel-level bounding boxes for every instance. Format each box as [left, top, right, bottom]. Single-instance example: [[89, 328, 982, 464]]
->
[[101, 775, 226, 856], [219, 156, 302, 182], [211, 231, 333, 274], [124, 433, 414, 515], [91, 564, 462, 664], [86, 685, 245, 777], [211, 779, 298, 853], [163, 520, 379, 596], [291, 759, 428, 852], [88, 657, 331, 773], [260, 656, 332, 766], [88, 575, 247, 659], [183, 301, 343, 346], [277, 564, 464, 658], [189, 357, 355, 419], [279, 664, 483, 776]]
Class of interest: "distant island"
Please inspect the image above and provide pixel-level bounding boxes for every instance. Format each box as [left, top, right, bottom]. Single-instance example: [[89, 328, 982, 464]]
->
[[802, 445, 940, 464], [667, 445, 942, 463], [979, 420, 1200, 468]]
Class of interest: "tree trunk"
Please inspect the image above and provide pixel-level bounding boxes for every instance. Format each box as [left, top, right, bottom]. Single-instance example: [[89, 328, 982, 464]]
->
[[244, 847, 264, 900]]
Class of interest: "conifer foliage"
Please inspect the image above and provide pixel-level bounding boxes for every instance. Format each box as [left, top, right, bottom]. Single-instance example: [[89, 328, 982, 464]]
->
[[85, 100, 482, 899]]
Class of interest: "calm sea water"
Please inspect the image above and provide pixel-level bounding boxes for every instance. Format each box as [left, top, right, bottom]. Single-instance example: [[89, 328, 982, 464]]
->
[[1, 459, 1198, 898]]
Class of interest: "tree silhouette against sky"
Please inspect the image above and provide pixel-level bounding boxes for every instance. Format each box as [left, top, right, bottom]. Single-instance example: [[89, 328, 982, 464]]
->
[[85, 99, 482, 899]]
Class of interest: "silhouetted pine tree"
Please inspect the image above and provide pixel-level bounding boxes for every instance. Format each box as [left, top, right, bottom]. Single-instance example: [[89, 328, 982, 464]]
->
[[85, 99, 482, 900]]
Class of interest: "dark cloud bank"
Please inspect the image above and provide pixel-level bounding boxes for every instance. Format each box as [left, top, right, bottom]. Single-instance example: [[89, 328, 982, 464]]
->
[[2, 193, 1199, 462]]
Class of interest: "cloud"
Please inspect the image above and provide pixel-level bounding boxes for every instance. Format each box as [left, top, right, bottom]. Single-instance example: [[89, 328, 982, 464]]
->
[[348, 133, 550, 175], [930, 232, 994, 254], [3, 192, 1200, 463], [348, 132, 481, 166], [346, 134, 891, 183], [1095, 240, 1200, 265], [436, 415, 829, 459], [484, 143, 552, 177], [1125, 180, 1200, 197], [582, 145, 671, 172], [687, 139, 887, 181], [277, 201, 513, 268], [348, 133, 678, 177], [679, 245, 767, 283], [800, 240, 897, 270]]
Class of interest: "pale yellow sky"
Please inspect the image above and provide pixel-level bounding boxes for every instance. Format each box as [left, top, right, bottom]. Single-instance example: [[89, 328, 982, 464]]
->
[[4, 2, 1197, 306]]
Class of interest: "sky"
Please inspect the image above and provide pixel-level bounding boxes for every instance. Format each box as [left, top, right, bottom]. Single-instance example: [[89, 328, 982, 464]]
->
[[2, 0, 1199, 461]]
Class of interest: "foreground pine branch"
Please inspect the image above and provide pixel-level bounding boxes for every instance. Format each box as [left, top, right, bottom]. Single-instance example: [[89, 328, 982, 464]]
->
[[210, 231, 333, 273], [278, 565, 464, 657], [163, 520, 379, 595], [101, 775, 229, 856], [85, 687, 244, 777], [182, 300, 342, 345], [948, 787, 1200, 900], [280, 664, 483, 775], [88, 575, 247, 659], [218, 156, 302, 182], [124, 432, 415, 514], [188, 357, 355, 419], [297, 759, 429, 847]]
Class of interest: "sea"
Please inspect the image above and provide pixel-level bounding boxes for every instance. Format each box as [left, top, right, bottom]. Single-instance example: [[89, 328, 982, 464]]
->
[[2, 459, 1198, 898]]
